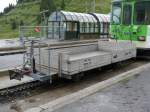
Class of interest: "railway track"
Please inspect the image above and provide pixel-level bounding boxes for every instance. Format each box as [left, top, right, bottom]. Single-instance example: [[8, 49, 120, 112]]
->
[[0, 80, 44, 96], [0, 59, 148, 97]]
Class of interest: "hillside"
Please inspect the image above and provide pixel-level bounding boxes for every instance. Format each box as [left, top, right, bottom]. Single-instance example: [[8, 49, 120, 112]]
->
[[64, 0, 111, 13], [0, 0, 111, 39]]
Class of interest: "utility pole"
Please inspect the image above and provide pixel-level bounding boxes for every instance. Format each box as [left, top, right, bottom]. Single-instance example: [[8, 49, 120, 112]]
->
[[85, 1, 88, 13], [86, 0, 96, 13], [85, 0, 91, 13], [67, 0, 97, 13], [93, 0, 96, 13], [40, 10, 49, 38]]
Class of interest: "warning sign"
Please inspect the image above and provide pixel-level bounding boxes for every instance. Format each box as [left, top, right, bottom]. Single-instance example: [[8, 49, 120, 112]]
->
[[35, 26, 40, 32]]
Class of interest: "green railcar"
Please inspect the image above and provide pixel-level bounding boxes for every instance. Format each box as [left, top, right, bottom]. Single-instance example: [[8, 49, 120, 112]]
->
[[110, 0, 150, 57]]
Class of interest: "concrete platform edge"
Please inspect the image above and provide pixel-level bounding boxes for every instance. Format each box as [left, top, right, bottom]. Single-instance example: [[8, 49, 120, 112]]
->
[[25, 63, 150, 112], [0, 70, 9, 77], [0, 50, 25, 56]]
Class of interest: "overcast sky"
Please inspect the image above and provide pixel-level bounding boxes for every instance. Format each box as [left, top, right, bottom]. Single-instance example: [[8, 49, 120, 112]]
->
[[0, 0, 16, 12]]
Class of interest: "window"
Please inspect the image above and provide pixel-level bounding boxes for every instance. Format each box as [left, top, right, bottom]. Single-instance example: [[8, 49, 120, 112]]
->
[[100, 23, 103, 33], [66, 22, 77, 31], [85, 22, 89, 33], [135, 2, 150, 25], [89, 23, 94, 33], [95, 24, 99, 33], [80, 23, 85, 33], [123, 5, 132, 25], [66, 22, 71, 31], [79, 22, 96, 33], [111, 2, 121, 24]]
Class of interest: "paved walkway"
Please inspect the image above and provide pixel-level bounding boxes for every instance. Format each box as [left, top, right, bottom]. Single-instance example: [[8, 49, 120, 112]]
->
[[50, 70, 150, 112], [0, 39, 21, 49], [0, 75, 34, 90], [0, 54, 23, 70]]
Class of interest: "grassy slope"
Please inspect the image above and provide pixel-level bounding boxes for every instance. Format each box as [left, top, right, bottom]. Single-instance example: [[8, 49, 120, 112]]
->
[[0, 2, 40, 39], [0, 0, 111, 39], [64, 0, 111, 13]]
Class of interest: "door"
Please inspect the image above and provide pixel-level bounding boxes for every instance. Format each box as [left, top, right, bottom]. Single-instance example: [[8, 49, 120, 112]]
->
[[110, 2, 122, 40], [121, 3, 133, 40]]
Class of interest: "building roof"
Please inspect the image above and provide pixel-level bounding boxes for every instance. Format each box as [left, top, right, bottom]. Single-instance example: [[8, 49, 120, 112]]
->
[[91, 13, 110, 23], [49, 11, 97, 23], [61, 11, 97, 23], [49, 11, 110, 23]]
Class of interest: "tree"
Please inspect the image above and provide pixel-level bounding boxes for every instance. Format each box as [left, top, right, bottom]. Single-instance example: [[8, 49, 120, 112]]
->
[[3, 3, 15, 14], [11, 20, 17, 30], [20, 20, 24, 26], [61, 0, 66, 10], [40, 0, 56, 17], [17, 0, 24, 4], [0, 12, 3, 16]]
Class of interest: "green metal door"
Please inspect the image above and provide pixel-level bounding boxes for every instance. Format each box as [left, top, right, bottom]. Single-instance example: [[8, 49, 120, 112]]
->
[[121, 3, 133, 41], [110, 1, 122, 40]]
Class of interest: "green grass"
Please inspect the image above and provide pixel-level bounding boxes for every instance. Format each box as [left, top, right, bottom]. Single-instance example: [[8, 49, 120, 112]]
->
[[64, 0, 111, 13], [0, 0, 111, 39], [0, 1, 40, 39]]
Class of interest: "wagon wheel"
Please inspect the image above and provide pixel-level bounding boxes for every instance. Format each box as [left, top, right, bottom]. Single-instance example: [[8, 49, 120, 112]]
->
[[72, 73, 84, 82]]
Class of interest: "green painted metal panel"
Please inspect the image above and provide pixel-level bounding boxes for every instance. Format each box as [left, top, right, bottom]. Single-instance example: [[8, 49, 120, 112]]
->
[[110, 0, 149, 43]]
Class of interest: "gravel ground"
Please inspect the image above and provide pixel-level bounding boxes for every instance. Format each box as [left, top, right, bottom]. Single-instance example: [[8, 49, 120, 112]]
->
[[51, 70, 150, 112]]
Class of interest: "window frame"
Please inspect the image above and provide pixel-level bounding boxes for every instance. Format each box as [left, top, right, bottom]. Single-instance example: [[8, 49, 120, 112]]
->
[[111, 2, 122, 25], [122, 4, 132, 25], [134, 1, 150, 25]]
